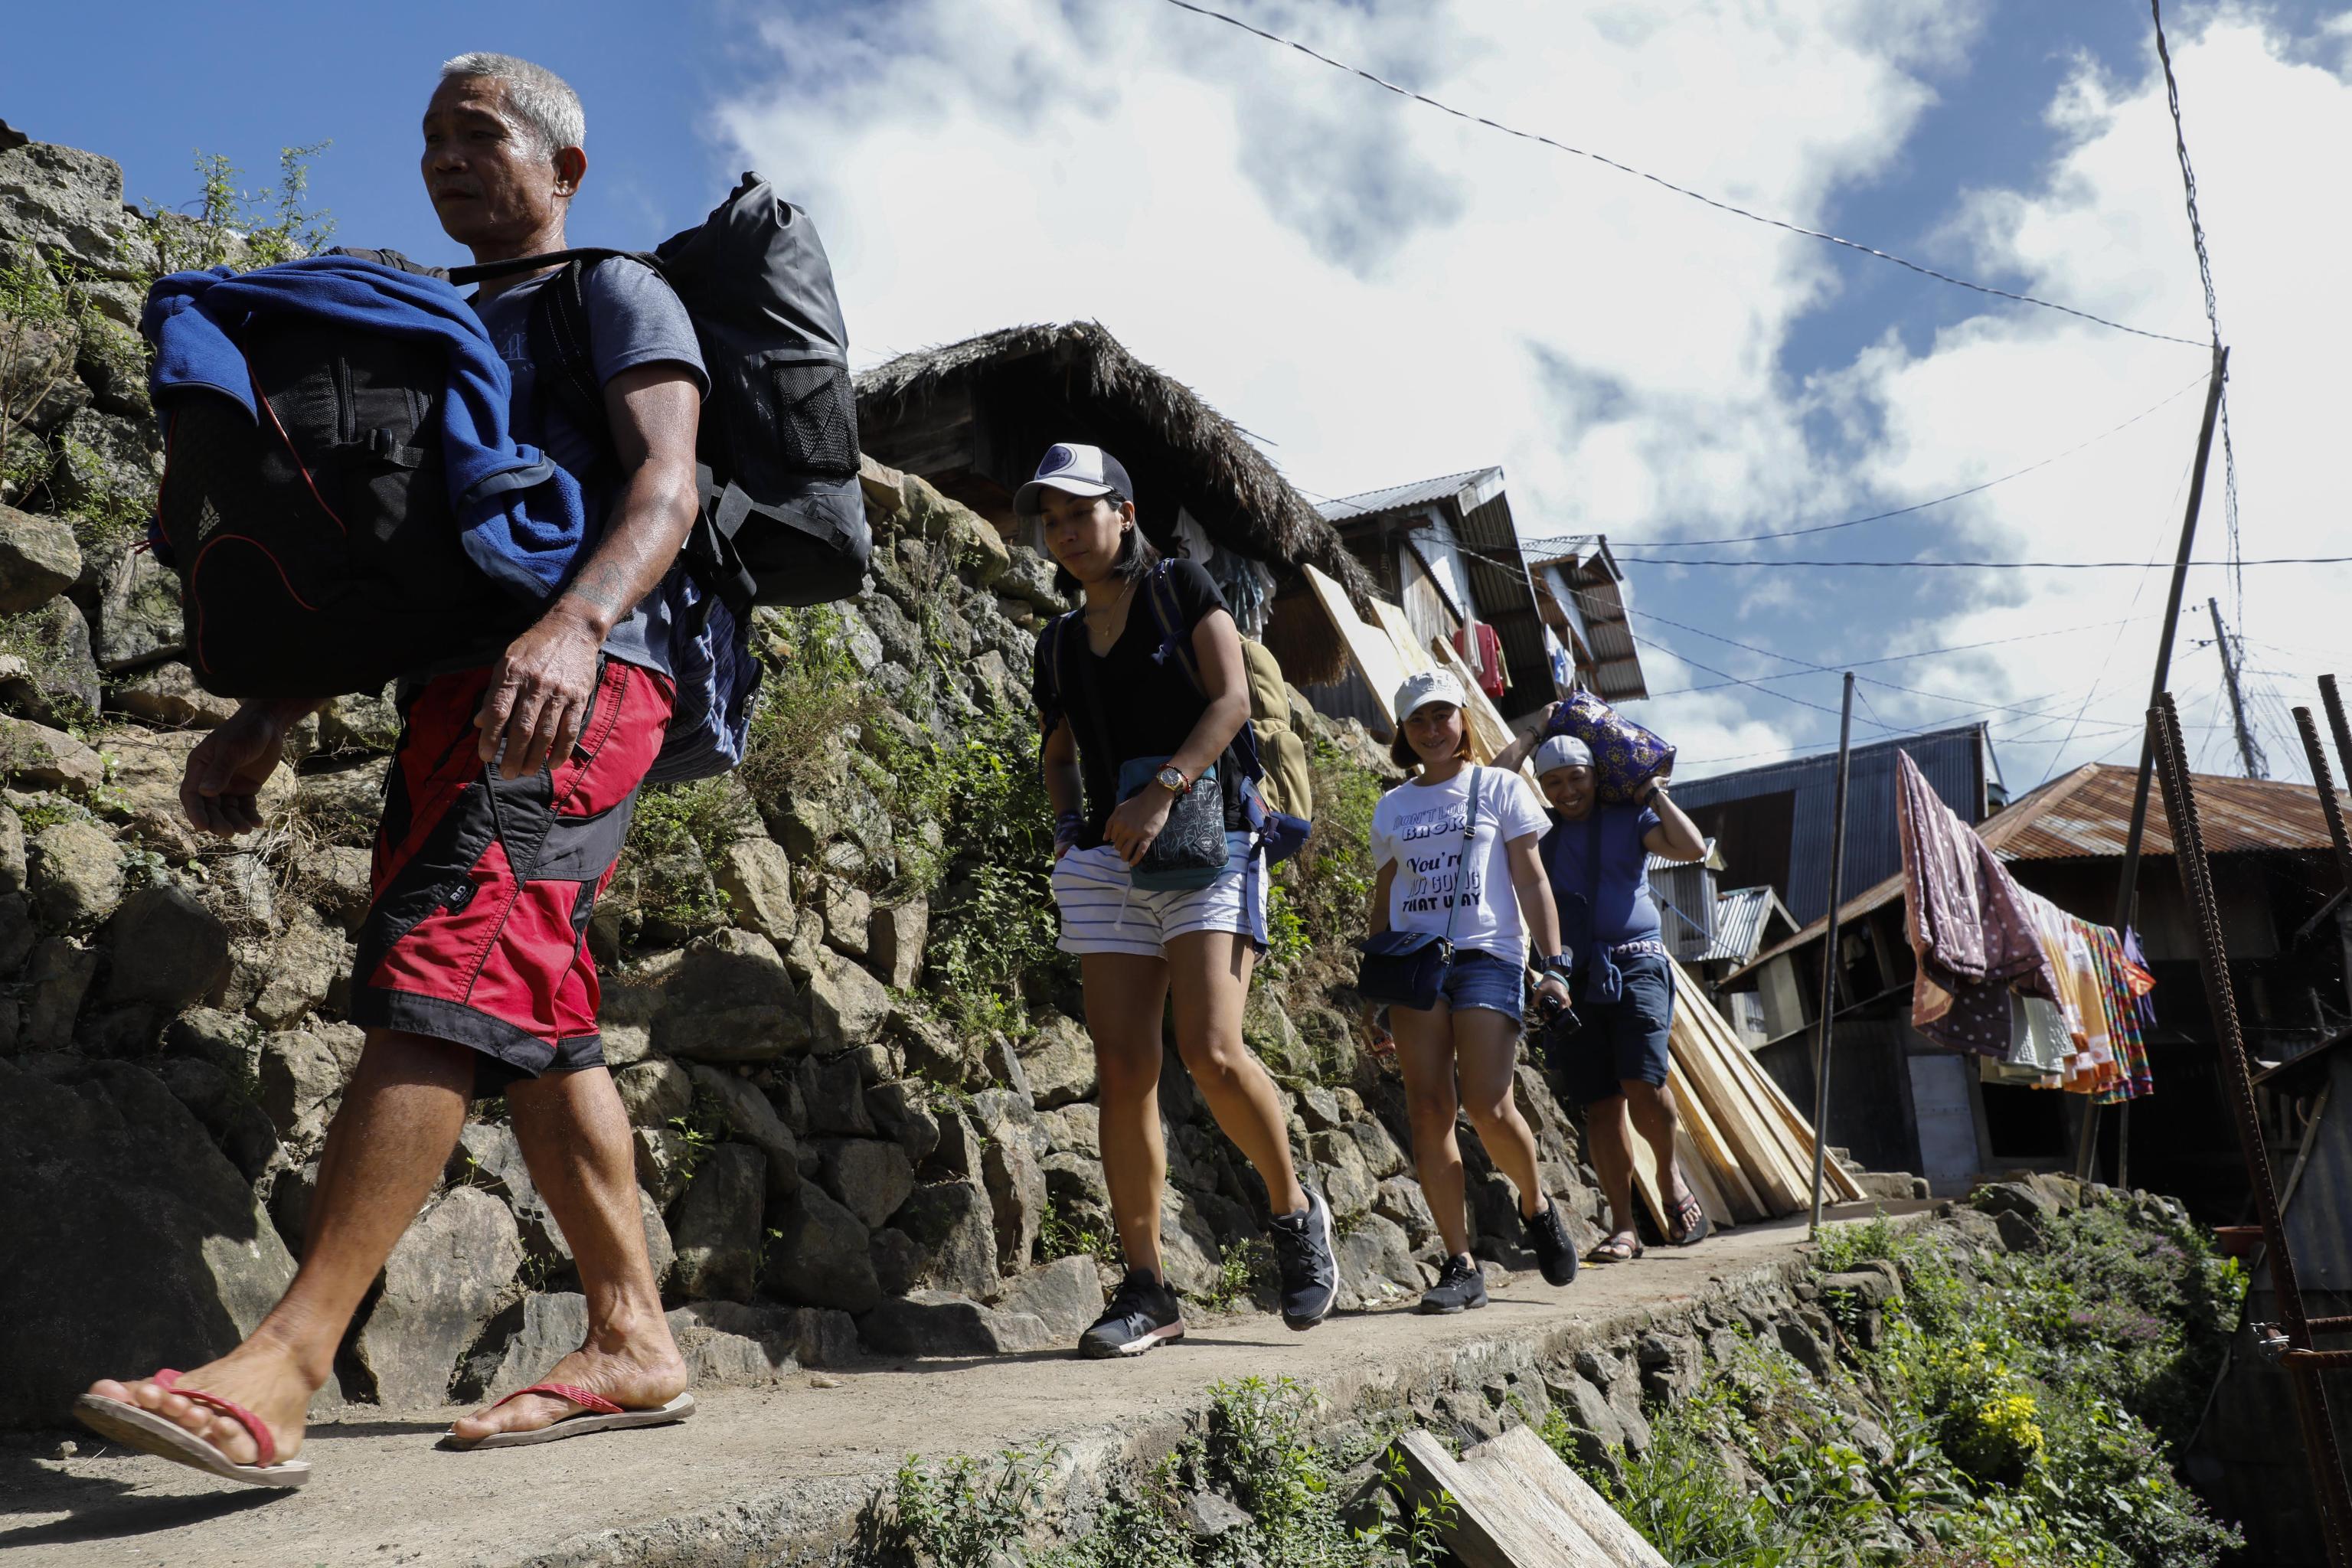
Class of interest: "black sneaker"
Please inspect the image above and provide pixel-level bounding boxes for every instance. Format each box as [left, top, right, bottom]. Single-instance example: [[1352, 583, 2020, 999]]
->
[[1419, 1253, 1489, 1315], [1266, 1187, 1339, 1331], [1524, 1198, 1579, 1288], [1079, 1269, 1184, 1358]]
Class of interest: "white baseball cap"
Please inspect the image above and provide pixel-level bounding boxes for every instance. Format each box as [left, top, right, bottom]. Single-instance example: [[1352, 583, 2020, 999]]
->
[[1013, 443, 1135, 521], [1534, 736, 1595, 775], [1393, 668, 1467, 722]]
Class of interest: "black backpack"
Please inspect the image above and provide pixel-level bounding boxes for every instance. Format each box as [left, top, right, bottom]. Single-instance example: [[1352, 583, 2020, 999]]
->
[[149, 309, 536, 697], [450, 173, 873, 618]]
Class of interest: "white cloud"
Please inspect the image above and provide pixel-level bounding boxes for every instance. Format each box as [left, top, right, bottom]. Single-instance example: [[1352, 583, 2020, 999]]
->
[[713, 1, 2347, 785], [1831, 11, 2352, 787]]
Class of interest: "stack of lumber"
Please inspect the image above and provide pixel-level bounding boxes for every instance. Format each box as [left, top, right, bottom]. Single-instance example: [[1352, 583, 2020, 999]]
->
[[1632, 959, 1864, 1231], [1393, 1425, 1668, 1568]]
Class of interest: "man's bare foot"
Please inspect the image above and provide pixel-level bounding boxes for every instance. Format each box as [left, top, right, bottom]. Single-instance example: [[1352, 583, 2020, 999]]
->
[[449, 1330, 688, 1442], [83, 1338, 315, 1465]]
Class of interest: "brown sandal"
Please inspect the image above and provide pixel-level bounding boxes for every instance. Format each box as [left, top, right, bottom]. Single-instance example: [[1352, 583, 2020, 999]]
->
[[1668, 1183, 1713, 1246], [1583, 1231, 1643, 1264]]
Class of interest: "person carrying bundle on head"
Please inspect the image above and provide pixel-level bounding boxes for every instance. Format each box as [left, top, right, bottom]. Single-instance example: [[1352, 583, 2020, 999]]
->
[[1499, 727, 1710, 1263]]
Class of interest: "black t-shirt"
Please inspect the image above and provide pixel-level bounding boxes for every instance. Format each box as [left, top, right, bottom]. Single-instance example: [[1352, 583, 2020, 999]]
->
[[1031, 558, 1245, 849]]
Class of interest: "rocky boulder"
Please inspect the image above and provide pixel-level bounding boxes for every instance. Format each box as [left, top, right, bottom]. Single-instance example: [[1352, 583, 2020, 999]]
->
[[668, 1143, 767, 1303], [103, 883, 230, 1008], [1015, 1013, 1097, 1109], [0, 1054, 305, 1425], [764, 1182, 881, 1315], [352, 1186, 525, 1409], [0, 504, 80, 612], [28, 816, 121, 926], [655, 928, 809, 1063]]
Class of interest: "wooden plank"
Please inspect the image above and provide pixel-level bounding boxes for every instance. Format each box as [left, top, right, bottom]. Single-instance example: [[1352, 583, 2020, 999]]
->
[[1370, 599, 1437, 678], [1672, 964, 1824, 1206], [1674, 963, 1864, 1203], [1726, 1021, 1867, 1202], [1302, 564, 1411, 731], [1668, 1003, 1807, 1215], [1668, 1055, 1768, 1223], [1391, 1430, 1623, 1568], [1426, 633, 1525, 773], [1465, 1426, 1669, 1568]]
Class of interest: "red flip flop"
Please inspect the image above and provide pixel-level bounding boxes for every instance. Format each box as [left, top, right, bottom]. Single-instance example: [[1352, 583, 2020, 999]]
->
[[443, 1381, 695, 1451], [74, 1369, 311, 1489]]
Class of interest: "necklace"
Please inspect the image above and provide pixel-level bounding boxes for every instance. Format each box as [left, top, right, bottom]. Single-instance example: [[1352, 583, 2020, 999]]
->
[[1083, 577, 1133, 642]]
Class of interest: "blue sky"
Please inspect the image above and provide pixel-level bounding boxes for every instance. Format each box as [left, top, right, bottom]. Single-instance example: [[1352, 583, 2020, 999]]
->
[[7, 1, 2347, 783]]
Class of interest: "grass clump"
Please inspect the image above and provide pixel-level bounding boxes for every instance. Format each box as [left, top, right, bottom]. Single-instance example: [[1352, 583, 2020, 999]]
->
[[872, 1377, 1449, 1568], [1552, 1195, 2244, 1568]]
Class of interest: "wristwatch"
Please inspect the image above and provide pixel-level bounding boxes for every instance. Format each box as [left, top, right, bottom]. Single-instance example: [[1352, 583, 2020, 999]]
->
[[1155, 764, 1191, 795], [1537, 952, 1573, 986]]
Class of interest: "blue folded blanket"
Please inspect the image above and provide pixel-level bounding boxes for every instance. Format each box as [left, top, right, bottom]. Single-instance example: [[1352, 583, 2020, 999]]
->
[[142, 254, 584, 599]]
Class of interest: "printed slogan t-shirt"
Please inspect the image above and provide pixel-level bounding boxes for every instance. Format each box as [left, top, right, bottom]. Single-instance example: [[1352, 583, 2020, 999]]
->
[[1369, 766, 1552, 964]]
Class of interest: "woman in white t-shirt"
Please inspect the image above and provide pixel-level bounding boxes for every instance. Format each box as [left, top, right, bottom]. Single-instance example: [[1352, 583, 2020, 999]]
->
[[1369, 671, 1582, 1313]]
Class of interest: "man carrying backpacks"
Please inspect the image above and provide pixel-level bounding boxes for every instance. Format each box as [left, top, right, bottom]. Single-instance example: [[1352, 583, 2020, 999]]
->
[[78, 54, 704, 1485]]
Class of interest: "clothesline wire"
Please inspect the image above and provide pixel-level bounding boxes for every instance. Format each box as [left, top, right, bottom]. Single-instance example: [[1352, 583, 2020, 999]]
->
[[1157, 0, 2207, 347], [1540, 371, 2211, 550]]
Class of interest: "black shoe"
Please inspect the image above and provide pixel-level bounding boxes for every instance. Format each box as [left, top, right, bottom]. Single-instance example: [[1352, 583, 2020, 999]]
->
[[1419, 1253, 1489, 1315], [1079, 1269, 1184, 1358], [1267, 1187, 1339, 1331], [1524, 1198, 1579, 1289]]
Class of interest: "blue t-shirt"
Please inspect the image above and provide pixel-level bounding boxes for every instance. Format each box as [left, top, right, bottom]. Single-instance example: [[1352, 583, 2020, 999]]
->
[[472, 259, 708, 676], [1540, 802, 1662, 949]]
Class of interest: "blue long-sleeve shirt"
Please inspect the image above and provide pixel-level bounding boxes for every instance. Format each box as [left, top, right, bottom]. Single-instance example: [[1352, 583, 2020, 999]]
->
[[141, 255, 586, 599]]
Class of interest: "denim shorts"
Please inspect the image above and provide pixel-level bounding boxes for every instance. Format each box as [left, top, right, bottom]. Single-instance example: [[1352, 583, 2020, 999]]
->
[[1553, 949, 1675, 1106], [1425, 949, 1525, 1024]]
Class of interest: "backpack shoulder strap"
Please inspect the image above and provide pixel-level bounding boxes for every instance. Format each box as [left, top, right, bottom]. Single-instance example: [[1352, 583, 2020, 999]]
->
[[1145, 563, 1204, 695], [524, 258, 612, 468]]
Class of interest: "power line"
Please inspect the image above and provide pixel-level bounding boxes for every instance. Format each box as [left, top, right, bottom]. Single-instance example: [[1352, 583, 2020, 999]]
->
[[1643, 613, 2164, 697], [1624, 603, 2155, 727], [1608, 553, 2349, 570], [1159, 0, 2208, 347], [2149, 0, 2244, 626], [1563, 373, 2210, 550]]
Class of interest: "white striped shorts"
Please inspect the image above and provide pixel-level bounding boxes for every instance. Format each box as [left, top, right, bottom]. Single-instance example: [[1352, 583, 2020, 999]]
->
[[1051, 831, 1265, 959]]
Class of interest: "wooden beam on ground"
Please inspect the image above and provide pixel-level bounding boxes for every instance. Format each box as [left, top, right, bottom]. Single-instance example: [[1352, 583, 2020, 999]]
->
[[1463, 1426, 1670, 1568], [1390, 1429, 1626, 1568]]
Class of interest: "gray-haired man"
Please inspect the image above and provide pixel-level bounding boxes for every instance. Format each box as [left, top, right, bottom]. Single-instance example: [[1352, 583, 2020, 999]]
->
[[78, 53, 702, 1485]]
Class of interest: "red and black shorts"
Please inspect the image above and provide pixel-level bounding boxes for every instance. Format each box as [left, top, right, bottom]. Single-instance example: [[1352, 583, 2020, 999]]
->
[[350, 658, 673, 1091]]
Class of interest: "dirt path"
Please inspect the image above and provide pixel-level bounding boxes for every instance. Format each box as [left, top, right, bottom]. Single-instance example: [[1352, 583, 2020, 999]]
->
[[2, 1207, 1914, 1567]]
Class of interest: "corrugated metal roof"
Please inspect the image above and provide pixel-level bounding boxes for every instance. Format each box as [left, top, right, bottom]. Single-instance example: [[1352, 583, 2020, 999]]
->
[[1705, 884, 1799, 965], [1534, 539, 1647, 701], [1321, 468, 1555, 716], [1729, 760, 2344, 981], [1671, 724, 1991, 925], [1323, 468, 1499, 524]]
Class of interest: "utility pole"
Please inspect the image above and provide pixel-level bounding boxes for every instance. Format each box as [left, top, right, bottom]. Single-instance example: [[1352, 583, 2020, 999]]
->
[[2077, 341, 2228, 1185], [2210, 596, 2266, 778], [1808, 672, 1856, 1235]]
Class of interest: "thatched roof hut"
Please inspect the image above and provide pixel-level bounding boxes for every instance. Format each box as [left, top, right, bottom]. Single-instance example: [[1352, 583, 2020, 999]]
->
[[856, 322, 1380, 684]]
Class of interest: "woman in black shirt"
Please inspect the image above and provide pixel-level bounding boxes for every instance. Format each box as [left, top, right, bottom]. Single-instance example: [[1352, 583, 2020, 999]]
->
[[1024, 443, 1337, 1358]]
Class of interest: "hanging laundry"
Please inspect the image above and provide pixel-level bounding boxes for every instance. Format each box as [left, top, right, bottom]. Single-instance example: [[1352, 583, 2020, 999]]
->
[[1895, 750, 2064, 1056], [1454, 619, 1507, 699]]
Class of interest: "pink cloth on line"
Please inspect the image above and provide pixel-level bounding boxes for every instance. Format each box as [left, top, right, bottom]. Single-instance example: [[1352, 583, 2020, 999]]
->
[[1895, 750, 2063, 1056]]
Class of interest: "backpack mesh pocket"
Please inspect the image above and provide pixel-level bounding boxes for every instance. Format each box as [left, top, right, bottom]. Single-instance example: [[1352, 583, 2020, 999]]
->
[[765, 358, 859, 477]]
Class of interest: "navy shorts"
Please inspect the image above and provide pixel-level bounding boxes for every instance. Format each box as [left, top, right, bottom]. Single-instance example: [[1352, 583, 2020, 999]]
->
[[1399, 948, 1524, 1024], [1555, 949, 1674, 1106]]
